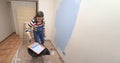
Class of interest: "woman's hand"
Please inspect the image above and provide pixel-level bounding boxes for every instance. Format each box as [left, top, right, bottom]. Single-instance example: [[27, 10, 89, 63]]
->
[[26, 32, 32, 42], [28, 36, 32, 40]]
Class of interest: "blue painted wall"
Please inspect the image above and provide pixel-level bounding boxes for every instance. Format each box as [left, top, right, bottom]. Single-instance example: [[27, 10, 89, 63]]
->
[[55, 0, 80, 51]]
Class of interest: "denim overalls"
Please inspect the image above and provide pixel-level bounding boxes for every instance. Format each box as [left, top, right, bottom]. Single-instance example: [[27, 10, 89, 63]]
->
[[33, 24, 45, 45]]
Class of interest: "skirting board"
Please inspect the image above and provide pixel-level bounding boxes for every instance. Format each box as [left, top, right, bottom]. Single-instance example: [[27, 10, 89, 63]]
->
[[49, 40, 65, 63]]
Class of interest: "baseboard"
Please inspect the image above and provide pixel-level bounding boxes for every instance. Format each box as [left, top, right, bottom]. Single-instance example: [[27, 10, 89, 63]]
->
[[0, 32, 15, 43], [49, 40, 65, 63]]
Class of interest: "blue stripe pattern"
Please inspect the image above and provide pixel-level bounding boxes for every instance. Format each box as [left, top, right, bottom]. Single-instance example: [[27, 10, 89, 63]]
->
[[54, 0, 80, 51]]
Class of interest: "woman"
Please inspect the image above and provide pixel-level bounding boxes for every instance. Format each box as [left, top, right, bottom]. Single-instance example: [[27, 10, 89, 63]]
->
[[25, 11, 45, 45]]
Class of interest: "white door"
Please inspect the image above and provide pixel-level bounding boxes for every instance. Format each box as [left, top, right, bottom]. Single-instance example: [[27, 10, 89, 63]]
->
[[11, 1, 36, 38]]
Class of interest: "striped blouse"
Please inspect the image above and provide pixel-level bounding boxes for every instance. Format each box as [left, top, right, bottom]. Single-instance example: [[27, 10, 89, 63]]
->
[[25, 19, 45, 32]]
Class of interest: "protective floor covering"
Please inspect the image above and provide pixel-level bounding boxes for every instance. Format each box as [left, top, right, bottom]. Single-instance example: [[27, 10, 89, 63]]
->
[[16, 40, 63, 63]]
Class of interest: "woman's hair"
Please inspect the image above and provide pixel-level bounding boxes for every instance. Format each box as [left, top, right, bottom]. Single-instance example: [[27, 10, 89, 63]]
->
[[35, 11, 44, 18], [34, 11, 44, 23]]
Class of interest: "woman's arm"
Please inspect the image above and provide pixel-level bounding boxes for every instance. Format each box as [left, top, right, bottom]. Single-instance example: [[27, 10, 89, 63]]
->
[[25, 20, 35, 40]]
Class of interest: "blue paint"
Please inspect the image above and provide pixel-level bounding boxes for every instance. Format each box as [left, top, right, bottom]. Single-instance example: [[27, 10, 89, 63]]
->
[[55, 0, 80, 51]]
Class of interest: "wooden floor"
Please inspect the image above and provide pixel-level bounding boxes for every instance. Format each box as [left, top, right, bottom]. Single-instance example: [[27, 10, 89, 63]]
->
[[0, 33, 63, 63], [0, 33, 22, 63]]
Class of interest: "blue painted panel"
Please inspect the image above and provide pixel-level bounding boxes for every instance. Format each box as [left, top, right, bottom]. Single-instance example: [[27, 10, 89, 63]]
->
[[55, 0, 80, 51]]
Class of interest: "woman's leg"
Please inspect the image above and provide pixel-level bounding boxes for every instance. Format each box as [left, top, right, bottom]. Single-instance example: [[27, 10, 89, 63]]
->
[[39, 32, 45, 45], [33, 32, 39, 43]]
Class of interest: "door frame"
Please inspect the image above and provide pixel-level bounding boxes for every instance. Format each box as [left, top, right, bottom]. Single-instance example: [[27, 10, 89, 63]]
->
[[11, 1, 38, 35]]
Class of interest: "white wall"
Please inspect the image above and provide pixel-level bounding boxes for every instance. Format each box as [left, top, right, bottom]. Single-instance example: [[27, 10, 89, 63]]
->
[[0, 0, 13, 42], [65, 0, 120, 63], [38, 0, 55, 40], [10, 2, 15, 32]]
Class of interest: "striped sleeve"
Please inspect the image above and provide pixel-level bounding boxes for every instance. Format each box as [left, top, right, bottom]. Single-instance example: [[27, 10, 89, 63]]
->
[[25, 19, 36, 32]]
